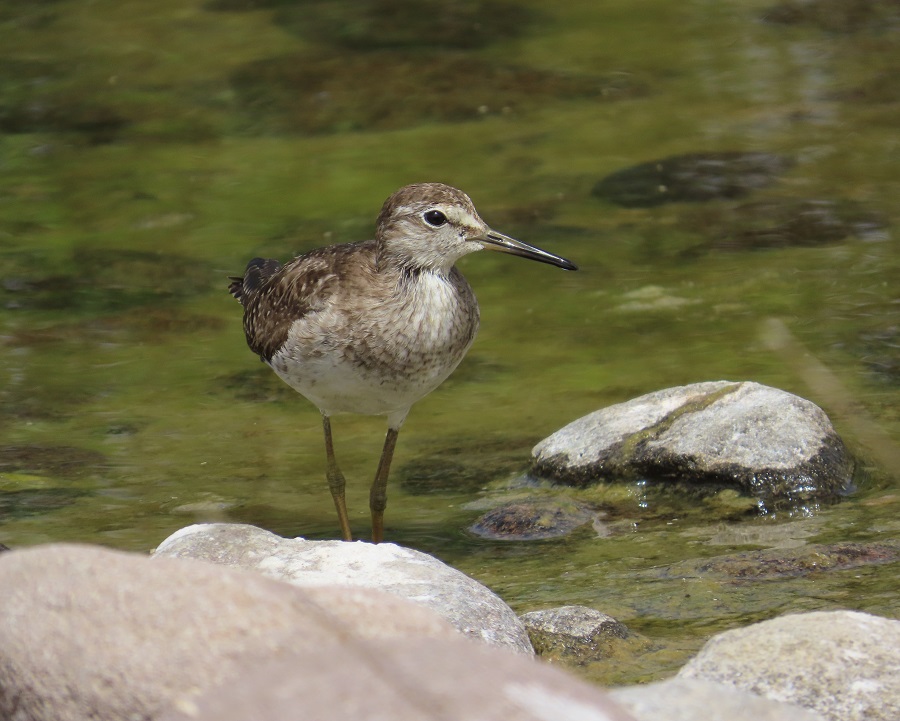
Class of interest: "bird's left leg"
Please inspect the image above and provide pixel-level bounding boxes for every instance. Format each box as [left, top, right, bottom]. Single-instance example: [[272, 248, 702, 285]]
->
[[369, 426, 399, 544]]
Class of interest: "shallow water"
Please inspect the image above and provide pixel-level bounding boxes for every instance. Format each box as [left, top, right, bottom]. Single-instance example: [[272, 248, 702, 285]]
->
[[1, 0, 898, 684]]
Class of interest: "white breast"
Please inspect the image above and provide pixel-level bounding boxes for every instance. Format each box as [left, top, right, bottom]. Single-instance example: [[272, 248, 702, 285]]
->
[[269, 269, 479, 421]]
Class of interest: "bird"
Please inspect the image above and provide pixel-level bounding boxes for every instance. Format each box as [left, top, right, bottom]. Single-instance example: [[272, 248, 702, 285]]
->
[[228, 183, 577, 543]]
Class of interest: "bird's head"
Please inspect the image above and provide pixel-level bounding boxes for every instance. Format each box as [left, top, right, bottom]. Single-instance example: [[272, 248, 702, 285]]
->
[[375, 183, 577, 274]]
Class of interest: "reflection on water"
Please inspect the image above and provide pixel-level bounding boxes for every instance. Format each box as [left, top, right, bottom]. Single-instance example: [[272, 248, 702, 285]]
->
[[0, 0, 898, 683]]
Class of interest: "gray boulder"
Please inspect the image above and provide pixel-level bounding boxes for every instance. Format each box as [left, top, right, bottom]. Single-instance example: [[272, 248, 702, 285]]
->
[[0, 543, 455, 721], [678, 610, 900, 721], [610, 678, 825, 721], [532, 381, 853, 505], [153, 522, 532, 653]]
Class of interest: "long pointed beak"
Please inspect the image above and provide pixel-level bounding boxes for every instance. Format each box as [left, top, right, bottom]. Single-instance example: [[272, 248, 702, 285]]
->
[[476, 230, 578, 271]]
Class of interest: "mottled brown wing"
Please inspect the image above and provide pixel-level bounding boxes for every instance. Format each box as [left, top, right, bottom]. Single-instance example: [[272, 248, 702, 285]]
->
[[230, 242, 375, 362]]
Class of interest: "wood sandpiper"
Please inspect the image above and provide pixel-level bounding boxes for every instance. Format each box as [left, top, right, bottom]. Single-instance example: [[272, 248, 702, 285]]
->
[[229, 183, 577, 542]]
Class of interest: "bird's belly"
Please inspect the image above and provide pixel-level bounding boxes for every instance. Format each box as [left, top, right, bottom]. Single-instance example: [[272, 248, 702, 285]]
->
[[269, 348, 464, 418], [269, 281, 478, 417]]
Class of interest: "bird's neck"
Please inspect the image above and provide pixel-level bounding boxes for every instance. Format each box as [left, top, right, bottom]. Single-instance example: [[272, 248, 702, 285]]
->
[[376, 238, 457, 277]]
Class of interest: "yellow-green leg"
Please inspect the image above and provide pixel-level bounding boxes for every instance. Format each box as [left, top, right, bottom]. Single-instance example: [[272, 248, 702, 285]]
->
[[370, 427, 399, 544], [323, 415, 352, 542]]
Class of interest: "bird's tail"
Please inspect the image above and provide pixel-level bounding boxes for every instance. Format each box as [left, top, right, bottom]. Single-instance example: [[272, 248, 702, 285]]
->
[[228, 257, 282, 306]]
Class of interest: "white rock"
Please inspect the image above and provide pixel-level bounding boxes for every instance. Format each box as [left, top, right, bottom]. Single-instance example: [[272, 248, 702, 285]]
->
[[532, 381, 852, 503], [154, 523, 533, 653]]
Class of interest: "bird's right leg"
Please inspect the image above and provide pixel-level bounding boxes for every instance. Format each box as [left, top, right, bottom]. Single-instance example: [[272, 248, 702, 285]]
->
[[322, 414, 352, 541]]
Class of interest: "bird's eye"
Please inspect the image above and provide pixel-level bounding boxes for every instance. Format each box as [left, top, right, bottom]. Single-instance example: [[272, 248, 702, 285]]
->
[[423, 209, 447, 227]]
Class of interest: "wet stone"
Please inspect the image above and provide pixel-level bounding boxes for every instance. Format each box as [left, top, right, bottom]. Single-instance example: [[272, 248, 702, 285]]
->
[[859, 325, 900, 384], [660, 541, 900, 581], [0, 0, 67, 28], [7, 248, 214, 313], [531, 381, 854, 511], [0, 444, 107, 477], [0, 59, 128, 143], [828, 70, 900, 105], [592, 152, 793, 208], [206, 0, 535, 51], [229, 51, 643, 135], [217, 367, 300, 403], [521, 605, 649, 665], [693, 198, 888, 251], [8, 309, 227, 348], [762, 0, 900, 33], [469, 497, 596, 540], [272, 0, 535, 50], [0, 488, 86, 520]]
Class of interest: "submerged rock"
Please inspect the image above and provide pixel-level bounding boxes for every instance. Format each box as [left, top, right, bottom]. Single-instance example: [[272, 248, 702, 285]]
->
[[230, 51, 642, 135], [692, 198, 888, 252], [154, 523, 533, 653], [0, 444, 107, 477], [7, 247, 214, 313], [275, 0, 534, 51], [531, 381, 854, 508], [469, 498, 596, 540], [205, 0, 535, 50], [593, 152, 793, 208], [678, 610, 900, 721], [762, 0, 900, 33], [859, 324, 900, 384], [521, 605, 648, 665], [0, 59, 128, 143], [660, 540, 900, 581]]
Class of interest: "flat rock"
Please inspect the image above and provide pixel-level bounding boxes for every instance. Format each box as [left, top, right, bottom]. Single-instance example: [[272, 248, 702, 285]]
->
[[610, 678, 826, 721], [0, 543, 455, 721], [532, 381, 853, 507], [678, 610, 900, 721], [153, 522, 532, 653]]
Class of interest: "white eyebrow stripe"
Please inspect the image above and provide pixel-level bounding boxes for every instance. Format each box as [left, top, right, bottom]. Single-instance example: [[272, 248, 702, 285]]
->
[[444, 205, 481, 228]]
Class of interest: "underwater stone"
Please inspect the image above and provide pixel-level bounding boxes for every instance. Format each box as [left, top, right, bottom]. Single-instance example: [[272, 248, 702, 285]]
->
[[658, 540, 900, 581], [689, 198, 888, 252], [229, 51, 642, 135], [592, 152, 793, 208], [762, 0, 900, 33], [469, 498, 596, 540]]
